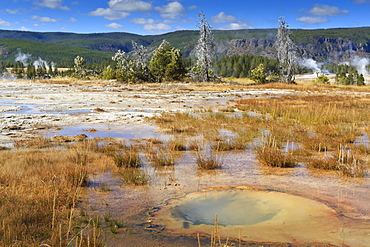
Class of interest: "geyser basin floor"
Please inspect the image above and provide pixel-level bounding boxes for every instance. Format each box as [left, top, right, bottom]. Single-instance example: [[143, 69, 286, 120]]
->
[[152, 189, 370, 246]]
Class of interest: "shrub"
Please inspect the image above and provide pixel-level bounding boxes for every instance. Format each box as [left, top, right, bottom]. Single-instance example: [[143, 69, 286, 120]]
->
[[315, 74, 329, 84]]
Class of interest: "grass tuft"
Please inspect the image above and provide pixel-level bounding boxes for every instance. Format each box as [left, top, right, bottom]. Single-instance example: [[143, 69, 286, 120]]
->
[[197, 150, 223, 170], [111, 147, 141, 168], [147, 145, 175, 166], [255, 136, 297, 168], [118, 168, 149, 185]]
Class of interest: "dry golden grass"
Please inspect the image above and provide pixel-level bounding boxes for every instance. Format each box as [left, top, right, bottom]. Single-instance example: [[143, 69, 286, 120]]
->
[[255, 136, 297, 168], [196, 150, 223, 170], [154, 83, 370, 175], [0, 141, 114, 246], [146, 144, 176, 167]]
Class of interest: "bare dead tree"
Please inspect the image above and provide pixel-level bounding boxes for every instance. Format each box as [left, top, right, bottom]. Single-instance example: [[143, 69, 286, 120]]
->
[[195, 11, 216, 82], [275, 17, 301, 84]]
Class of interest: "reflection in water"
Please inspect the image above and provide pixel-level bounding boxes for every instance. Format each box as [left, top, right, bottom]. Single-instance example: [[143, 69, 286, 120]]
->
[[44, 123, 173, 141]]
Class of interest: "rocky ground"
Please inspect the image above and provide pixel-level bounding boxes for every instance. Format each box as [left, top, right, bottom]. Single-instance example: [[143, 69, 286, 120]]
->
[[0, 78, 296, 146]]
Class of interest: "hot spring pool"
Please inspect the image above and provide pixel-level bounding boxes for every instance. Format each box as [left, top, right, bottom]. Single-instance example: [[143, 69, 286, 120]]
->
[[150, 188, 369, 246]]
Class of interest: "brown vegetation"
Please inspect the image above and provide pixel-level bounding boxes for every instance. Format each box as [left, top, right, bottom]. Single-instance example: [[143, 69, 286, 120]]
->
[[0, 141, 112, 246], [154, 83, 370, 176]]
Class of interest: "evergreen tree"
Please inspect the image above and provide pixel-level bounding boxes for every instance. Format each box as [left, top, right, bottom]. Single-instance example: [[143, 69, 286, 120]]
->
[[0, 62, 5, 75], [27, 64, 36, 79], [165, 48, 186, 80], [357, 74, 365, 86], [149, 40, 185, 82], [250, 63, 268, 84], [315, 74, 329, 84], [336, 71, 347, 84]]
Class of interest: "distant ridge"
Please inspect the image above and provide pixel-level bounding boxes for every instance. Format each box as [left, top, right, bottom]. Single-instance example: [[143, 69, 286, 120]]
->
[[1, 27, 370, 64]]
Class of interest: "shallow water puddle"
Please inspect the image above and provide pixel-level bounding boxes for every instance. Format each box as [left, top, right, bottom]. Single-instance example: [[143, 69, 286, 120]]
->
[[150, 188, 370, 246], [0, 100, 92, 115], [44, 123, 173, 140]]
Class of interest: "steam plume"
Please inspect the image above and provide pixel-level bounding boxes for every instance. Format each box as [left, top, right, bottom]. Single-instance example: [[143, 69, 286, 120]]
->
[[299, 58, 321, 72], [351, 56, 369, 76], [15, 49, 32, 66]]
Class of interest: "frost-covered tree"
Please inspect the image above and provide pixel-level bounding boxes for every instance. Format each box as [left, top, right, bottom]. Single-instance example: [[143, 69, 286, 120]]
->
[[131, 41, 152, 82], [112, 50, 134, 82], [73, 55, 85, 78], [112, 44, 153, 83], [194, 11, 215, 82], [275, 17, 301, 84], [132, 41, 147, 66]]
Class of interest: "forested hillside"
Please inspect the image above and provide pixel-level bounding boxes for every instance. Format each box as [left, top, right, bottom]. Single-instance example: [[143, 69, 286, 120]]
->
[[0, 38, 113, 65], [2, 27, 370, 66]]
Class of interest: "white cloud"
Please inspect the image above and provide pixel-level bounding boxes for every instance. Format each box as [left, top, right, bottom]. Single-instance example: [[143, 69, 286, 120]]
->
[[353, 0, 370, 4], [296, 16, 329, 24], [211, 12, 237, 24], [105, 22, 124, 29], [69, 17, 77, 22], [32, 15, 57, 22], [19, 26, 31, 31], [34, 0, 70, 10], [6, 9, 19, 14], [131, 18, 156, 25], [108, 0, 152, 12], [143, 23, 172, 31], [306, 4, 349, 16], [188, 5, 198, 10], [89, 8, 130, 20], [218, 22, 251, 30], [155, 1, 186, 19], [131, 18, 171, 31], [0, 19, 11, 26]]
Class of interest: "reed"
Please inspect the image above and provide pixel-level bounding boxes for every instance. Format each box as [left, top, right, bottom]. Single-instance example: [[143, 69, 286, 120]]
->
[[255, 135, 297, 168], [111, 147, 141, 168], [307, 145, 368, 177], [336, 146, 368, 177], [196, 150, 223, 170], [146, 144, 175, 167], [168, 137, 187, 151]]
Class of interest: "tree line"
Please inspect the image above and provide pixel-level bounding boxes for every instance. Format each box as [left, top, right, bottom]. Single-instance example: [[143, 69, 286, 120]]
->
[[1, 14, 368, 85]]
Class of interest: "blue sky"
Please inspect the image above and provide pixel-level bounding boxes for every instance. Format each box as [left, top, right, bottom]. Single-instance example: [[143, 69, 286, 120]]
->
[[0, 0, 370, 34]]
